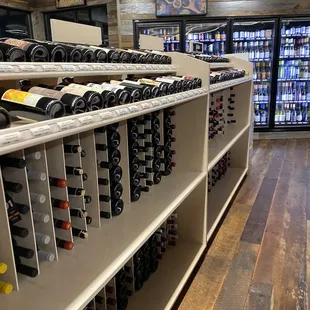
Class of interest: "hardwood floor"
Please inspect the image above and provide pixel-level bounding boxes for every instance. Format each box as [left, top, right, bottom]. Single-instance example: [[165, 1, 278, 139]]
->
[[177, 139, 309, 310]]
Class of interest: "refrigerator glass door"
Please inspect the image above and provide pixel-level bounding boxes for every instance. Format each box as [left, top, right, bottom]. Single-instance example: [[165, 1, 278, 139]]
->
[[138, 24, 181, 52], [185, 22, 228, 56], [276, 18, 310, 128], [233, 20, 276, 129]]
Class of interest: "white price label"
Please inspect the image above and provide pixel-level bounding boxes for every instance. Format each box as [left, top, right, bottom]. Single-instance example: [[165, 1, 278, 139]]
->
[[58, 120, 76, 130], [105, 65, 114, 70], [0, 132, 22, 146], [0, 65, 13, 72], [61, 65, 76, 72], [116, 108, 130, 116], [19, 65, 35, 72], [141, 102, 150, 109], [182, 93, 189, 98], [79, 64, 92, 71], [168, 97, 175, 102], [128, 106, 139, 113], [176, 95, 183, 100], [42, 65, 58, 72], [136, 65, 143, 70], [127, 65, 137, 70], [152, 100, 162, 107], [79, 116, 93, 125], [117, 65, 126, 70], [29, 125, 51, 137], [93, 65, 103, 71], [100, 112, 113, 120], [161, 98, 169, 104], [140, 65, 147, 70]]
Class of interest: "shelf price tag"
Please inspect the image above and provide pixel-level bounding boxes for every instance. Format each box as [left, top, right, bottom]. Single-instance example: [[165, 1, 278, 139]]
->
[[79, 64, 93, 71], [61, 64, 77, 72], [193, 90, 200, 95], [117, 65, 126, 70], [0, 132, 22, 146], [127, 65, 137, 70], [78, 116, 94, 125], [19, 65, 36, 72], [161, 98, 169, 104], [168, 97, 175, 103], [42, 64, 58, 72], [140, 65, 147, 70], [115, 108, 130, 116], [141, 102, 151, 109], [176, 94, 183, 100], [92, 64, 103, 71], [58, 120, 76, 130], [29, 125, 51, 137], [0, 65, 13, 72], [100, 112, 113, 120], [151, 100, 162, 107], [128, 106, 139, 113], [105, 65, 115, 70]]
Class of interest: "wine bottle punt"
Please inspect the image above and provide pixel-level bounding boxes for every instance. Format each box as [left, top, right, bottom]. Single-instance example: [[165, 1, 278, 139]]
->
[[79, 45, 106, 62], [78, 47, 95, 63], [112, 199, 124, 216], [2, 38, 49, 62], [110, 166, 123, 183]]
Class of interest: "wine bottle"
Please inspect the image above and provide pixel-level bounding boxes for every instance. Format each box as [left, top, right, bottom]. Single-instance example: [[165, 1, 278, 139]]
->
[[99, 195, 111, 202], [94, 46, 120, 62], [109, 149, 121, 166], [103, 82, 141, 103], [111, 80, 151, 100], [30, 192, 46, 204], [3, 180, 23, 193], [10, 224, 28, 238], [81, 150, 87, 158], [13, 202, 29, 215], [0, 280, 13, 295], [95, 295, 105, 304], [54, 218, 72, 230], [100, 211, 111, 219], [70, 208, 88, 218], [37, 249, 55, 262], [35, 232, 50, 245], [56, 237, 74, 250], [0, 88, 65, 119], [2, 38, 49, 62], [72, 227, 88, 239], [21, 85, 87, 115], [110, 166, 123, 182], [77, 45, 106, 62], [49, 177, 67, 188], [23, 39, 67, 62], [126, 49, 154, 63], [131, 186, 141, 202], [51, 198, 69, 210], [117, 48, 140, 63], [96, 143, 107, 151], [82, 173, 88, 182], [54, 43, 82, 62], [98, 178, 109, 186], [0, 106, 10, 129], [55, 84, 103, 111], [137, 78, 167, 96], [98, 161, 113, 169], [15, 256, 38, 278], [32, 211, 50, 224], [6, 199, 22, 225], [12, 239, 34, 259], [112, 199, 124, 216], [108, 122, 120, 132], [75, 46, 95, 63], [67, 187, 85, 197], [64, 144, 82, 154], [131, 172, 141, 186], [0, 156, 26, 169], [86, 83, 127, 106], [27, 170, 47, 182], [26, 151, 41, 161], [0, 42, 26, 62], [84, 195, 92, 204], [108, 130, 121, 148], [111, 182, 123, 199], [86, 216, 92, 224], [66, 166, 83, 176]]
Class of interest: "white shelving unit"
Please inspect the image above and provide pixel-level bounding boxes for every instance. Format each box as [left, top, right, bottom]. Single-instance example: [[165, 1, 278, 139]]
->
[[0, 53, 252, 310]]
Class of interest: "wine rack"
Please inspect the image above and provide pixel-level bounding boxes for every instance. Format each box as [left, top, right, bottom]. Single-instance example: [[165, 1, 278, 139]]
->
[[0, 52, 252, 309]]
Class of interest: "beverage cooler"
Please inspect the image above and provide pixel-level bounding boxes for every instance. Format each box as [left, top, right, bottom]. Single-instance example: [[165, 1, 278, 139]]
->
[[276, 17, 310, 128], [133, 20, 183, 52], [185, 20, 229, 56], [232, 19, 276, 128]]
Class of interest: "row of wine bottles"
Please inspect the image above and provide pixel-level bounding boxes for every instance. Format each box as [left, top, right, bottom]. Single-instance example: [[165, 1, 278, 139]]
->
[[0, 75, 202, 126], [0, 38, 172, 64], [208, 152, 231, 193], [210, 69, 246, 84], [82, 213, 178, 310], [189, 54, 230, 63], [209, 88, 236, 141]]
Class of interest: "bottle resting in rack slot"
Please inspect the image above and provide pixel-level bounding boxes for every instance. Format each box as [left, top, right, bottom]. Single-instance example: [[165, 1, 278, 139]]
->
[[1, 38, 49, 62], [0, 88, 66, 120], [56, 237, 74, 250], [54, 83, 103, 111], [37, 248, 55, 262], [54, 218, 72, 230], [74, 46, 95, 63], [20, 84, 87, 115], [103, 82, 142, 103], [137, 78, 169, 96], [70, 208, 88, 218], [76, 45, 106, 62], [95, 46, 120, 63], [0, 42, 26, 62], [49, 177, 67, 188], [22, 39, 67, 62], [67, 187, 85, 197], [110, 80, 152, 100], [27, 170, 47, 181], [117, 48, 140, 63], [0, 279, 13, 295], [10, 225, 28, 238], [66, 166, 83, 176], [12, 238, 34, 259], [3, 180, 23, 193], [15, 256, 38, 278], [53, 43, 83, 62], [51, 198, 69, 209], [155, 77, 182, 92], [36, 232, 50, 245], [126, 49, 153, 63]]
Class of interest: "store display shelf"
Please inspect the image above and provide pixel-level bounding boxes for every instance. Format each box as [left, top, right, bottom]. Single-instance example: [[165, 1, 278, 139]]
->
[[276, 100, 308, 104], [0, 88, 207, 156], [0, 62, 177, 80], [127, 241, 205, 310], [208, 123, 250, 171], [209, 63, 234, 69], [251, 58, 272, 62], [253, 78, 270, 82], [278, 78, 309, 81], [207, 167, 247, 240], [0, 170, 206, 310], [282, 34, 309, 38], [210, 76, 252, 93], [279, 55, 310, 60], [233, 38, 273, 42], [254, 100, 269, 104]]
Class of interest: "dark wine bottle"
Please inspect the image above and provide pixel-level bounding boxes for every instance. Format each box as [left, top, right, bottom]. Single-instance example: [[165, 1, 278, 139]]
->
[[110, 166, 123, 183], [98, 161, 113, 169], [23, 39, 67, 62], [75, 46, 95, 63], [111, 80, 152, 100], [21, 86, 87, 115], [126, 49, 153, 63], [112, 199, 124, 216], [70, 208, 88, 218], [98, 178, 109, 186], [3, 180, 23, 193], [78, 45, 106, 62], [82, 173, 88, 181], [104, 82, 141, 103], [100, 211, 111, 219], [67, 187, 85, 197], [0, 88, 65, 119], [55, 43, 82, 62], [49, 177, 67, 188], [99, 195, 111, 202], [111, 182, 123, 200], [138, 78, 169, 96], [95, 47, 120, 63], [56, 237, 74, 250], [0, 106, 11, 129], [0, 42, 26, 62], [14, 202, 29, 215], [156, 77, 182, 92], [66, 166, 83, 176], [131, 186, 141, 202], [2, 38, 49, 62], [15, 257, 38, 278], [96, 143, 108, 151], [72, 227, 88, 239], [108, 131, 121, 148], [10, 225, 28, 238], [12, 239, 34, 259], [109, 149, 121, 166], [54, 218, 72, 230], [64, 144, 82, 154], [51, 198, 69, 209]]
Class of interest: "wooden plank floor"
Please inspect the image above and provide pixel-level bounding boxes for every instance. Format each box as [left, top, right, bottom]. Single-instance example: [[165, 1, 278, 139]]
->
[[177, 139, 309, 310]]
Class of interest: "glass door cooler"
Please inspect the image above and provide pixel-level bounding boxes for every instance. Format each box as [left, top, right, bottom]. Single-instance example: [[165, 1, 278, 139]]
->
[[232, 19, 276, 129], [185, 20, 229, 56], [275, 18, 310, 128], [133, 21, 183, 52]]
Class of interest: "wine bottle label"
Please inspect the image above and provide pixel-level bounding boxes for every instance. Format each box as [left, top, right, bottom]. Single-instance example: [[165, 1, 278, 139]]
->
[[138, 79, 160, 86], [156, 77, 175, 84], [87, 83, 117, 92], [108, 82, 126, 89], [29, 87, 63, 101], [61, 85, 89, 97], [122, 80, 140, 85], [2, 89, 43, 107], [4, 38, 31, 50]]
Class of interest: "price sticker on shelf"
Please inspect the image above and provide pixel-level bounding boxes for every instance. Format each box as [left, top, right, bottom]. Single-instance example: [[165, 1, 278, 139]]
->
[[19, 65, 36, 72], [141, 102, 151, 110], [193, 90, 201, 95], [79, 64, 93, 71], [29, 125, 51, 138], [135, 65, 143, 70], [176, 94, 183, 100], [100, 112, 113, 120], [115, 108, 130, 116], [105, 65, 115, 71], [161, 98, 169, 104], [117, 65, 126, 70], [182, 93, 189, 99], [78, 116, 94, 125], [127, 65, 137, 70], [168, 97, 175, 103], [93, 64, 103, 71], [140, 65, 147, 70], [128, 106, 139, 113], [0, 65, 13, 72], [151, 100, 162, 107], [61, 64, 76, 72], [58, 120, 76, 130], [0, 132, 22, 146], [42, 64, 58, 72]]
